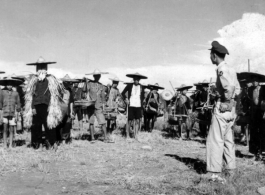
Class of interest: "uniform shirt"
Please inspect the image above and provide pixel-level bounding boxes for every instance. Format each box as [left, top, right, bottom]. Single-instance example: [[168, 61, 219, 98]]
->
[[215, 61, 240, 103], [83, 81, 106, 109], [0, 90, 21, 117], [130, 85, 141, 107]]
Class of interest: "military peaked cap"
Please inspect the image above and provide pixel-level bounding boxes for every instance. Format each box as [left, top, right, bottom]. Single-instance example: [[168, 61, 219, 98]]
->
[[209, 41, 229, 55]]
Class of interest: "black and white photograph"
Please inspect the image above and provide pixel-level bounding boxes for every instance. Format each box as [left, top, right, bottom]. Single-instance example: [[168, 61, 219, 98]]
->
[[0, 0, 265, 194]]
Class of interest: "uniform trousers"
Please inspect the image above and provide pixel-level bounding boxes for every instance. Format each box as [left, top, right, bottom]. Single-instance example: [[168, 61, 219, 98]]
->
[[31, 104, 56, 147], [206, 111, 236, 173]]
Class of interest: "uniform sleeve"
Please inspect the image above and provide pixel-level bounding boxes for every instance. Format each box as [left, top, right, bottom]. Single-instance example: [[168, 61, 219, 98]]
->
[[218, 67, 236, 102]]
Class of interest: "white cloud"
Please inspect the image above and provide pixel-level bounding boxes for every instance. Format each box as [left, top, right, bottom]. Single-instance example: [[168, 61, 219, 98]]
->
[[214, 13, 265, 74]]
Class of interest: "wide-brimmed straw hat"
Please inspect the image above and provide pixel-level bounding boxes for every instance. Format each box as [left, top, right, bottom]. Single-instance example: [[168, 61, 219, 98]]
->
[[109, 76, 123, 82], [126, 72, 147, 79], [194, 82, 202, 86], [11, 74, 26, 81], [0, 76, 23, 86], [26, 57, 56, 65], [237, 72, 265, 82], [61, 74, 79, 83], [86, 69, 108, 75], [27, 57, 56, 72], [161, 90, 174, 101], [148, 83, 164, 90], [176, 84, 193, 91], [200, 79, 210, 86]]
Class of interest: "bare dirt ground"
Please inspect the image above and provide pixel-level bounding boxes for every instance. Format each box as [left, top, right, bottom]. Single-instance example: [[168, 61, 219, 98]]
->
[[0, 119, 265, 195]]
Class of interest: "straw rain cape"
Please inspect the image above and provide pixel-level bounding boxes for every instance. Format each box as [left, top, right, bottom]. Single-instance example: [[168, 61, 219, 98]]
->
[[23, 74, 65, 129]]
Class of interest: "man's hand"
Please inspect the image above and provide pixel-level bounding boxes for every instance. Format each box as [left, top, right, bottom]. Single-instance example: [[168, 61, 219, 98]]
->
[[71, 112, 75, 119], [125, 98, 129, 105], [32, 109, 37, 115]]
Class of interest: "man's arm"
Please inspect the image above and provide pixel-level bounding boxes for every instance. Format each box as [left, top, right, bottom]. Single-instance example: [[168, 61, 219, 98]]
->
[[121, 84, 130, 100], [219, 68, 235, 102], [218, 67, 236, 112], [16, 92, 21, 112]]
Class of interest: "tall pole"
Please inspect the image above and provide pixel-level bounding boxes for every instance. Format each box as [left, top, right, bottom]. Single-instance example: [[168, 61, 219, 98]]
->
[[248, 59, 250, 72]]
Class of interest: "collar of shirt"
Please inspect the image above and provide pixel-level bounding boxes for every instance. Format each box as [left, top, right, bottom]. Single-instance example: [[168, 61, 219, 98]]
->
[[216, 61, 226, 72]]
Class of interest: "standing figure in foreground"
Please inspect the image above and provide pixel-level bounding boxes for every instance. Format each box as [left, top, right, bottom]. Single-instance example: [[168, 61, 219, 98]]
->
[[83, 69, 110, 143], [0, 77, 22, 149], [73, 81, 85, 131], [206, 41, 240, 181], [175, 84, 192, 140], [58, 74, 75, 144], [24, 57, 65, 150], [144, 83, 164, 132], [248, 76, 265, 160], [121, 73, 147, 140], [106, 77, 122, 133]]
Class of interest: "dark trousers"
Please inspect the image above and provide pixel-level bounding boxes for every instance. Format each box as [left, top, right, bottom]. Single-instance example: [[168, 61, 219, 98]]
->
[[56, 115, 72, 141], [31, 104, 56, 147], [249, 109, 265, 155]]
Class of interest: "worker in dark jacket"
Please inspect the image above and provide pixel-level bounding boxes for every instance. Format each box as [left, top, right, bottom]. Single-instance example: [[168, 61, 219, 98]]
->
[[121, 72, 147, 140], [28, 57, 57, 150], [175, 84, 192, 139], [0, 76, 22, 149]]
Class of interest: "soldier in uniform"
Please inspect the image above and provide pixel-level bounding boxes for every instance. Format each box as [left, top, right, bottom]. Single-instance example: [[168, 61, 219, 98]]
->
[[83, 69, 111, 143], [206, 41, 240, 181]]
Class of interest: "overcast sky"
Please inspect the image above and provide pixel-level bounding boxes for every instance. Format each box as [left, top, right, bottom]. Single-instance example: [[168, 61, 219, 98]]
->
[[0, 0, 264, 90]]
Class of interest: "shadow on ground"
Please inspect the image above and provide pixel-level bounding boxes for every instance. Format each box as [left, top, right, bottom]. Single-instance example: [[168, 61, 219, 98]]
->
[[235, 150, 254, 159], [165, 154, 207, 174]]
